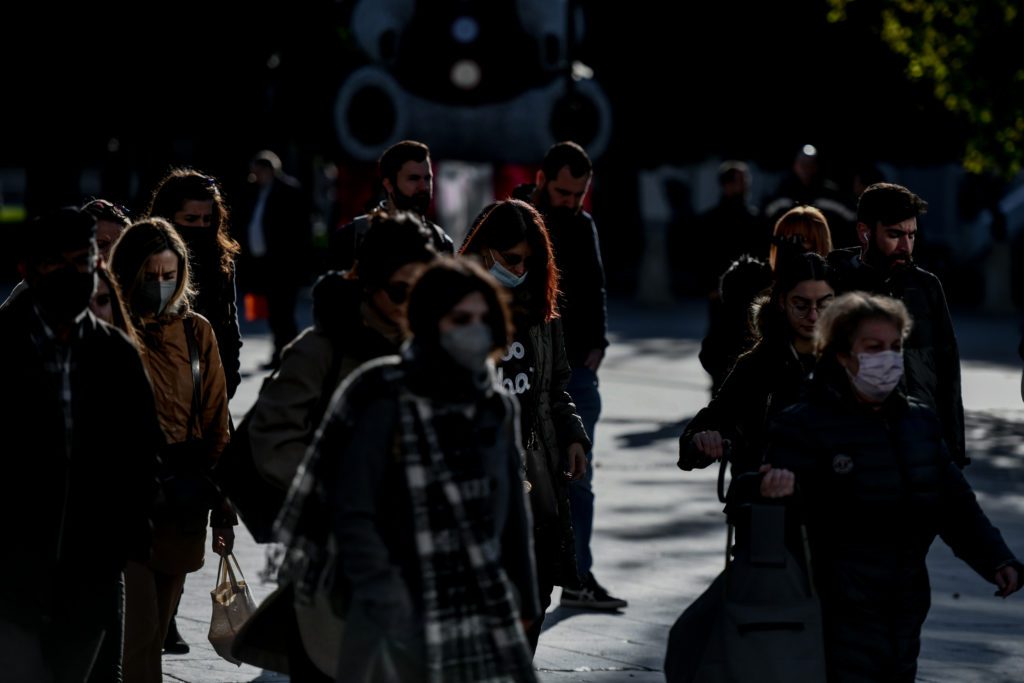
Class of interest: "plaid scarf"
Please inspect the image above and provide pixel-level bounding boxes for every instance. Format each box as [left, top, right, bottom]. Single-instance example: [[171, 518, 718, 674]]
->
[[399, 389, 536, 683]]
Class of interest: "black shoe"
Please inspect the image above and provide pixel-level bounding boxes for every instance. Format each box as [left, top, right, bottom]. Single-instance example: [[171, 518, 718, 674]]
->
[[560, 572, 628, 610], [162, 617, 190, 655]]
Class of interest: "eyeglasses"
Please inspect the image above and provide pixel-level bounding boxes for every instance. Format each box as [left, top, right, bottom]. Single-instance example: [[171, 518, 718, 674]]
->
[[788, 296, 833, 319], [383, 282, 411, 305]]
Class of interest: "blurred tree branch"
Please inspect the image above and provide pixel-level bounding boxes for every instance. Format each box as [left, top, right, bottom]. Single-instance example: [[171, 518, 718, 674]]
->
[[827, 0, 1024, 178]]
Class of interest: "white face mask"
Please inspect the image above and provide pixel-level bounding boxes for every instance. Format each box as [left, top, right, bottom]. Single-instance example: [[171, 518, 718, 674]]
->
[[846, 350, 904, 401], [439, 323, 493, 371], [489, 260, 528, 289]]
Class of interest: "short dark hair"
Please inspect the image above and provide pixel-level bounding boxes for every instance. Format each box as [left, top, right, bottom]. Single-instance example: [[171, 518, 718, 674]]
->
[[22, 207, 96, 267], [541, 141, 592, 181], [379, 140, 430, 186], [354, 211, 438, 291], [857, 182, 928, 229], [407, 257, 512, 355]]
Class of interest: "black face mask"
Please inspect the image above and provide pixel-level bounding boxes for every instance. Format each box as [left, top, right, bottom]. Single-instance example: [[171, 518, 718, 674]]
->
[[174, 224, 218, 249], [391, 189, 431, 216], [33, 267, 95, 322]]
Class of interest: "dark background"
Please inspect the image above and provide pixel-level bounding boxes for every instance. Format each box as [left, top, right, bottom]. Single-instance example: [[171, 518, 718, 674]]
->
[[1, 1, 974, 293]]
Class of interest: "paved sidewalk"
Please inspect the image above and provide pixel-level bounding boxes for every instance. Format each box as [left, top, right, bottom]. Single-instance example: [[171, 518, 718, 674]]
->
[[164, 300, 1024, 682]]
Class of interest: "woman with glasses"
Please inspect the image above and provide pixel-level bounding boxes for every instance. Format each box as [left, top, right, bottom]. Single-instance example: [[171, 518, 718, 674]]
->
[[245, 211, 437, 681], [461, 199, 589, 653], [700, 205, 834, 396], [762, 292, 1021, 681], [680, 251, 835, 476]]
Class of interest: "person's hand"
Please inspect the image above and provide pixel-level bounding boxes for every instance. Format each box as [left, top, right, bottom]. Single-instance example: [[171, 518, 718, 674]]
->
[[994, 564, 1020, 598], [692, 430, 726, 460], [566, 443, 588, 481], [212, 526, 235, 556], [584, 348, 605, 372], [759, 464, 795, 498]]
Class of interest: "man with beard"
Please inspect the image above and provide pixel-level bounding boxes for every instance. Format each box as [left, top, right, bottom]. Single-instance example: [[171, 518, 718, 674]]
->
[[0, 208, 163, 681], [329, 140, 453, 271], [828, 182, 967, 467], [514, 141, 625, 611]]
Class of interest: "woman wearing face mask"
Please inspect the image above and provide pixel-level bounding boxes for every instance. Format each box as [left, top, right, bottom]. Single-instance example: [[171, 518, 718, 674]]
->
[[147, 168, 243, 397], [762, 292, 1021, 682], [680, 252, 834, 476], [243, 212, 437, 681], [109, 218, 236, 683], [460, 199, 590, 653], [290, 258, 538, 682]]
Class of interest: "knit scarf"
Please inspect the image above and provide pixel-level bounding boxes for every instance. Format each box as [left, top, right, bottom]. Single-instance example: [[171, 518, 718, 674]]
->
[[398, 389, 536, 683]]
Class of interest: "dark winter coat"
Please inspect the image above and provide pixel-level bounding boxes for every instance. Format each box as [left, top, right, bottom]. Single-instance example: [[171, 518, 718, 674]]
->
[[765, 362, 1018, 682], [0, 293, 164, 627], [680, 337, 814, 476]]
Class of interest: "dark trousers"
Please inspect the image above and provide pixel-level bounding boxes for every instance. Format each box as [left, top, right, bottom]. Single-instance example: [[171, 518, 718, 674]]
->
[[566, 367, 601, 576]]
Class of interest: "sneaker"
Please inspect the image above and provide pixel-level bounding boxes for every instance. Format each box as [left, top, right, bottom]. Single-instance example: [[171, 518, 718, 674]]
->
[[560, 572, 628, 610]]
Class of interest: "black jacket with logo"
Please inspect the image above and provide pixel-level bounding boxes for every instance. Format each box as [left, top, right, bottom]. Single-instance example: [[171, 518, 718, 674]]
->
[[766, 362, 1017, 681]]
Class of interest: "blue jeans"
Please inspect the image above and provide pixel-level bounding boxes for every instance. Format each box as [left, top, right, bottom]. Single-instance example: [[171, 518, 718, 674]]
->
[[567, 366, 601, 577]]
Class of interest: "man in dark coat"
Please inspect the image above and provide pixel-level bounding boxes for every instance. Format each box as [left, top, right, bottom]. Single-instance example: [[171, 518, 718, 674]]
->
[[0, 208, 163, 682], [514, 141, 624, 611], [237, 149, 313, 369], [827, 182, 968, 467], [328, 140, 454, 272]]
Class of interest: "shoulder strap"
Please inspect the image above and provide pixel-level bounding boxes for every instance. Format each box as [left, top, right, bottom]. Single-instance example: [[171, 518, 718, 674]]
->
[[183, 316, 202, 434]]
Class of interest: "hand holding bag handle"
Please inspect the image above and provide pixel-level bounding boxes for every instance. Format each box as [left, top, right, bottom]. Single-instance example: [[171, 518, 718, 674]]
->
[[209, 552, 257, 665]]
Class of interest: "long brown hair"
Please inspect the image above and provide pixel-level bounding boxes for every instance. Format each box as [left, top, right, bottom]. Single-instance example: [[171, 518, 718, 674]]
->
[[109, 218, 195, 329], [459, 199, 560, 324], [146, 168, 239, 275]]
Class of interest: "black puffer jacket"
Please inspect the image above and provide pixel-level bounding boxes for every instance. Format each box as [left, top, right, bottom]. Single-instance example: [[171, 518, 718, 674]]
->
[[827, 247, 966, 466], [766, 362, 1018, 682], [679, 337, 814, 475]]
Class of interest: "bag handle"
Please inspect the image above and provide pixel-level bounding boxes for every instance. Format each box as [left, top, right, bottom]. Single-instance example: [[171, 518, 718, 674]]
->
[[216, 552, 248, 594]]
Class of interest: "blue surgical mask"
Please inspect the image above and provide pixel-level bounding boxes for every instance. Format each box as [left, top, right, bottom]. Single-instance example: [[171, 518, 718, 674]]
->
[[489, 260, 528, 289]]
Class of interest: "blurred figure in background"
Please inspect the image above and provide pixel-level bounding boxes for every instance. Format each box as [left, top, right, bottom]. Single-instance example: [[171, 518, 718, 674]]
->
[[236, 150, 312, 370]]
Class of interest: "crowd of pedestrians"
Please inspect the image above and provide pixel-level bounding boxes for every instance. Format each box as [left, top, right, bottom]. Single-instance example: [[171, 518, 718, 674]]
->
[[1, 139, 1019, 683]]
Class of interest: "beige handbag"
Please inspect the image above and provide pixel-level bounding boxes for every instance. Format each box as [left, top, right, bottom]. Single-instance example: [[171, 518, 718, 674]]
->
[[208, 553, 257, 665]]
